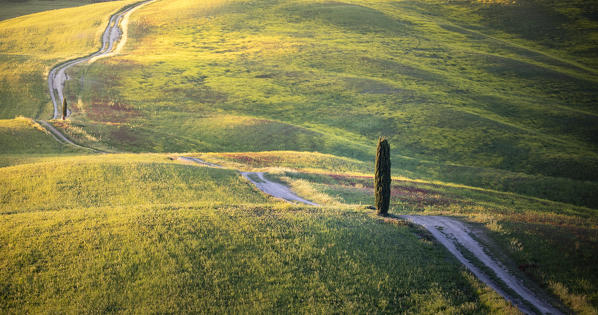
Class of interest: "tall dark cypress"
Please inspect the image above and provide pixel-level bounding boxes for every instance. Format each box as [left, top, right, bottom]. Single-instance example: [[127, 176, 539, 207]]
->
[[375, 137, 391, 215], [62, 98, 67, 120]]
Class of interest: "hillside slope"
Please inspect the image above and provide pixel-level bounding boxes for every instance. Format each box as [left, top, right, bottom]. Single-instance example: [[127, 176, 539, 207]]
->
[[46, 0, 598, 207], [0, 153, 521, 313]]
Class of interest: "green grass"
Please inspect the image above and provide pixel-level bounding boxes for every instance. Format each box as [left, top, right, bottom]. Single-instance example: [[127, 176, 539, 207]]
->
[[170, 150, 598, 312], [195, 151, 598, 208], [2, 0, 597, 207], [257, 164, 598, 312], [432, 0, 598, 70], [47, 0, 598, 207], [0, 204, 516, 313], [0, 153, 270, 213], [0, 0, 92, 21], [0, 117, 81, 154], [1, 0, 598, 312]]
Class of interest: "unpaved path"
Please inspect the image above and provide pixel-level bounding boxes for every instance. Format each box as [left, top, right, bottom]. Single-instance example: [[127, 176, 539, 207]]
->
[[402, 215, 562, 315], [36, 120, 100, 152], [241, 172, 319, 206], [178, 156, 319, 206], [178, 156, 222, 168], [40, 0, 154, 151], [47, 0, 154, 119]]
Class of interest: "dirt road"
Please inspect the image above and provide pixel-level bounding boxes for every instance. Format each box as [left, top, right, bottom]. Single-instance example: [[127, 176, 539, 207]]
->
[[178, 157, 318, 206], [178, 157, 560, 314], [402, 215, 562, 314], [241, 172, 319, 206], [36, 120, 100, 152], [47, 0, 153, 119]]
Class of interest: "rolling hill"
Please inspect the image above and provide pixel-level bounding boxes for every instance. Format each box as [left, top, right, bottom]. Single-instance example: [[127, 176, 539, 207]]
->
[[1, 0, 597, 312]]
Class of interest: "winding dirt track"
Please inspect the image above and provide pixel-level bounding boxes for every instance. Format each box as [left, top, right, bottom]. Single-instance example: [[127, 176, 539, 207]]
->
[[47, 0, 153, 119], [179, 157, 560, 314], [241, 171, 319, 206], [178, 157, 319, 206], [402, 215, 562, 315]]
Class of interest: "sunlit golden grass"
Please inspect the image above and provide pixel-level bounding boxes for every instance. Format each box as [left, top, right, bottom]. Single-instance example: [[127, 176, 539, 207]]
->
[[0, 204, 516, 313], [0, 153, 270, 213]]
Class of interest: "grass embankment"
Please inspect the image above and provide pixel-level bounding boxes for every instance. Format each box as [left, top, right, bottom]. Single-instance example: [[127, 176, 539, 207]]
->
[[0, 117, 81, 154], [198, 151, 598, 313], [0, 0, 138, 119], [52, 0, 598, 207], [0, 153, 518, 313]]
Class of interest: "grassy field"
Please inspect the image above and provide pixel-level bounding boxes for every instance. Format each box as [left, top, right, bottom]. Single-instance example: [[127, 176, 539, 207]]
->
[[47, 0, 598, 207], [0, 153, 271, 213], [0, 117, 82, 154], [0, 204, 520, 313], [0, 150, 594, 312], [1, 0, 597, 207], [194, 150, 598, 208], [1, 0, 597, 312], [0, 153, 518, 313]]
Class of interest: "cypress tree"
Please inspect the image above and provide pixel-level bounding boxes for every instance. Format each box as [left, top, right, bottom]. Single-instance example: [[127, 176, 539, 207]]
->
[[61, 98, 67, 120], [375, 137, 391, 215]]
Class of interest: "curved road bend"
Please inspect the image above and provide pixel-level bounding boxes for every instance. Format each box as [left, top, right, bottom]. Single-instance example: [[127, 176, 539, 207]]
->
[[177, 157, 319, 206], [47, 0, 153, 119]]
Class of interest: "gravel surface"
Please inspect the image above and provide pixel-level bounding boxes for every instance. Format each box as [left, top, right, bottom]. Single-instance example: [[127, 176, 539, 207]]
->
[[402, 215, 562, 315]]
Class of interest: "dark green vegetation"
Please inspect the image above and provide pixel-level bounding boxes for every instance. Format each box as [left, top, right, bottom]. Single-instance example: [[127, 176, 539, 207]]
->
[[375, 137, 391, 215]]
